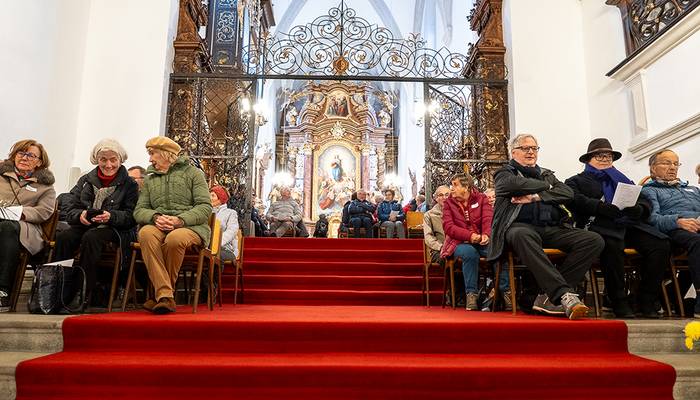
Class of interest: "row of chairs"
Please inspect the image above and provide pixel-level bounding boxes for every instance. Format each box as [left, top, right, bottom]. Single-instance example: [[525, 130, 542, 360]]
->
[[423, 243, 690, 317], [9, 208, 246, 314], [338, 210, 425, 238]]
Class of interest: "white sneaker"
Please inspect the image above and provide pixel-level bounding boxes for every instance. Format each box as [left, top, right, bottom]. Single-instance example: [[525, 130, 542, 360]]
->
[[560, 292, 589, 320]]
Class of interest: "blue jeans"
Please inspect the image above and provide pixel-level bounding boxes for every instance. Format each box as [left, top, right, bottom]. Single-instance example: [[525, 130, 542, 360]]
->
[[453, 243, 509, 294]]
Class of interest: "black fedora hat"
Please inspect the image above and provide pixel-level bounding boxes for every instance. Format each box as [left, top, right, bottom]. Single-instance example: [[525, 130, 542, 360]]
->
[[579, 138, 622, 163]]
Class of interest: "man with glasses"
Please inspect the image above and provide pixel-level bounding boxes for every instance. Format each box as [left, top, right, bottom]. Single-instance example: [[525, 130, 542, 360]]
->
[[488, 134, 604, 320], [642, 149, 700, 318]]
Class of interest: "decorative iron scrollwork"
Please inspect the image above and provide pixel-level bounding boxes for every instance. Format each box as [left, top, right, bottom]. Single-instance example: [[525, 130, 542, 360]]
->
[[242, 1, 469, 78]]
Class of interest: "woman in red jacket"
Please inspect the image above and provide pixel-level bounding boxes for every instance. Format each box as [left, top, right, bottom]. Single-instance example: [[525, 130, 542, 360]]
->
[[441, 173, 510, 311]]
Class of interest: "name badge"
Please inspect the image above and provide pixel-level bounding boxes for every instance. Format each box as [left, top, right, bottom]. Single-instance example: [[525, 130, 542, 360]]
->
[[25, 185, 38, 192], [471, 203, 479, 209]]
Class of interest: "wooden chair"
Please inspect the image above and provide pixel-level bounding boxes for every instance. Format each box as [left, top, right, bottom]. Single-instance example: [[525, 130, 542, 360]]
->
[[443, 255, 503, 311], [122, 215, 221, 313], [10, 207, 59, 312], [405, 211, 425, 238], [73, 243, 122, 312], [667, 252, 689, 317], [422, 242, 439, 307], [502, 249, 599, 316], [217, 229, 244, 305]]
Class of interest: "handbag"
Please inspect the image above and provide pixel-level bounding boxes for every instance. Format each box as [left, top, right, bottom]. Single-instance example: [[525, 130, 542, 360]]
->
[[28, 263, 87, 314]]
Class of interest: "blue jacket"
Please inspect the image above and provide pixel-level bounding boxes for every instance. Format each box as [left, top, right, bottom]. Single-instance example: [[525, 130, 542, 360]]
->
[[377, 200, 405, 222], [641, 180, 700, 233], [348, 199, 375, 219]]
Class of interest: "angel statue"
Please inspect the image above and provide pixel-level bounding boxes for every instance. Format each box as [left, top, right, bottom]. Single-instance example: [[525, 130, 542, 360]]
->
[[285, 105, 298, 126], [378, 108, 391, 127]]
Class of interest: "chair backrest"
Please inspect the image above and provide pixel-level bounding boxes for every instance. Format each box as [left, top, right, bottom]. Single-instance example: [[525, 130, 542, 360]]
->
[[41, 206, 60, 243], [235, 229, 243, 261], [406, 211, 424, 228]]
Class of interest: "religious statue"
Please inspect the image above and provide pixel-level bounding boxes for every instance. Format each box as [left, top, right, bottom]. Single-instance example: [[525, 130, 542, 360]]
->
[[285, 105, 298, 126], [378, 108, 391, 127], [330, 155, 343, 182]]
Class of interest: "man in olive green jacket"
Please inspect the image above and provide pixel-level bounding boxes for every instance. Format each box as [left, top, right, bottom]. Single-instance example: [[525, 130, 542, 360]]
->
[[134, 137, 212, 314]]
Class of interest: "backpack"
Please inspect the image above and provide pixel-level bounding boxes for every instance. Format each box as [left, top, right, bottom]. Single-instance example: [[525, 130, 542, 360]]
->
[[314, 216, 329, 238]]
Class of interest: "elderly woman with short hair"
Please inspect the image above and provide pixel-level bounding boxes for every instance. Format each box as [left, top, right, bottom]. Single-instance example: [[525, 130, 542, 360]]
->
[[55, 139, 139, 308], [0, 139, 56, 311], [134, 137, 212, 314]]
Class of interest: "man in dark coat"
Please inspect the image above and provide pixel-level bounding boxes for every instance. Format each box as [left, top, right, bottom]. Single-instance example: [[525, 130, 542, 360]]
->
[[488, 134, 604, 320], [565, 138, 669, 318], [348, 189, 375, 238]]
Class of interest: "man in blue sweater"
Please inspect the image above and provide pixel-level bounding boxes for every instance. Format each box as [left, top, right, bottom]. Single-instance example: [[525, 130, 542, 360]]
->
[[641, 149, 700, 318]]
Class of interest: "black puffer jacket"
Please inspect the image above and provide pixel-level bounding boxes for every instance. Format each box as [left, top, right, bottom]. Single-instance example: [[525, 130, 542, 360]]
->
[[565, 171, 666, 240], [64, 166, 138, 264]]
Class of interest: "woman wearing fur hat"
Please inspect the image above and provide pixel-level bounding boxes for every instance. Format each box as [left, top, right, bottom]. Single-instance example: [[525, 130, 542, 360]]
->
[[565, 138, 669, 318], [134, 136, 212, 314], [54, 139, 138, 308], [0, 139, 56, 311]]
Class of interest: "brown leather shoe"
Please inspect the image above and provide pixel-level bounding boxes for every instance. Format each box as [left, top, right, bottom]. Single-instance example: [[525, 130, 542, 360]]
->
[[143, 299, 158, 312], [152, 297, 176, 315]]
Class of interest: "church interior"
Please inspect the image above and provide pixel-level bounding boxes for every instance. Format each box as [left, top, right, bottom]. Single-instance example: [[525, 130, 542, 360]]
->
[[1, 0, 700, 399]]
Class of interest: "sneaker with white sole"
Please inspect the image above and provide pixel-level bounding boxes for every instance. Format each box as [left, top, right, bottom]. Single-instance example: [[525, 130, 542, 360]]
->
[[0, 290, 10, 312], [532, 294, 565, 315], [560, 292, 589, 320]]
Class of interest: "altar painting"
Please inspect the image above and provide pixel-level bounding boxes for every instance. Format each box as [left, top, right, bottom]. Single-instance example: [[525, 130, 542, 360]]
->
[[314, 143, 359, 219]]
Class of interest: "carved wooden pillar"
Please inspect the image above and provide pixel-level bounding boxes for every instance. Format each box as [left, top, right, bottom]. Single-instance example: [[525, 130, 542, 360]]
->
[[302, 143, 314, 221], [174, 0, 212, 73], [466, 0, 509, 188], [361, 143, 371, 190], [376, 147, 386, 189]]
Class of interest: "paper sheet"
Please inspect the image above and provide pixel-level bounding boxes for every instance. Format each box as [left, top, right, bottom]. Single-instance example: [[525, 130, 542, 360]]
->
[[43, 259, 74, 267], [389, 210, 399, 217], [611, 183, 641, 209], [0, 206, 22, 221]]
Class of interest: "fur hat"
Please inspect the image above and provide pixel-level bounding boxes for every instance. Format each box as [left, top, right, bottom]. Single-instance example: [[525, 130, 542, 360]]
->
[[145, 136, 181, 155], [90, 139, 128, 165], [210, 185, 229, 204]]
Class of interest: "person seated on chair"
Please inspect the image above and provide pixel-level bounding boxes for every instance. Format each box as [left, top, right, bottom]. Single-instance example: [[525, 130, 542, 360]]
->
[[266, 186, 302, 237], [210, 185, 238, 262], [441, 173, 510, 311], [488, 134, 604, 320], [378, 189, 405, 238], [348, 189, 375, 238], [338, 192, 356, 236], [134, 136, 212, 315], [54, 139, 139, 308], [641, 149, 700, 318], [696, 163, 700, 185], [565, 138, 669, 319], [0, 139, 56, 312], [127, 166, 146, 191], [416, 194, 427, 212], [484, 188, 496, 207]]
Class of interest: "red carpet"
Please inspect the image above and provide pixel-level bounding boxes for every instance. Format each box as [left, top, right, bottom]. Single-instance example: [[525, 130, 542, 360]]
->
[[224, 237, 441, 305], [15, 238, 676, 399], [16, 305, 675, 399]]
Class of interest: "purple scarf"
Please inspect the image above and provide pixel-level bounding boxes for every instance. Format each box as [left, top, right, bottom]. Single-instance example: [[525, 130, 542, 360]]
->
[[584, 164, 634, 203]]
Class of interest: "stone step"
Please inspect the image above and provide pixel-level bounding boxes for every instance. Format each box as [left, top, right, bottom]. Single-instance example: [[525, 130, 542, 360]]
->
[[0, 314, 67, 353], [0, 352, 50, 400], [626, 319, 700, 354]]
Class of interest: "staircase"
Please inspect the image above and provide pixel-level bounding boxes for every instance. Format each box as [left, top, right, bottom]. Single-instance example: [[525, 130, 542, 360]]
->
[[222, 237, 441, 305]]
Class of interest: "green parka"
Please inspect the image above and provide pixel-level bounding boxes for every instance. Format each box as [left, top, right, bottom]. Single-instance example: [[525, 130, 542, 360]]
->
[[133, 156, 212, 246]]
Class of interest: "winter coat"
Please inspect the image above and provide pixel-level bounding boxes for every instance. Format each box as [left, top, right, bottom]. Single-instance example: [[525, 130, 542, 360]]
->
[[348, 199, 375, 219], [641, 179, 700, 234], [0, 160, 56, 255], [134, 156, 212, 247], [63, 166, 139, 263], [213, 204, 239, 258], [487, 163, 574, 261], [266, 198, 302, 223], [423, 203, 444, 253], [565, 171, 666, 240], [377, 200, 405, 222], [441, 191, 493, 259]]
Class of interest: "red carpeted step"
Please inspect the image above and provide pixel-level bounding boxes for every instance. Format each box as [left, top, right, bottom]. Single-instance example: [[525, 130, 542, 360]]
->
[[244, 237, 424, 251], [17, 352, 674, 399], [245, 248, 423, 262], [240, 260, 425, 276], [55, 306, 629, 355], [240, 288, 432, 306], [237, 274, 436, 290]]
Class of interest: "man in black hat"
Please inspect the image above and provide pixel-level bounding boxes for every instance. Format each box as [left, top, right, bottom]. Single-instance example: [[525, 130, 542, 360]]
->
[[566, 138, 669, 318], [488, 134, 604, 320]]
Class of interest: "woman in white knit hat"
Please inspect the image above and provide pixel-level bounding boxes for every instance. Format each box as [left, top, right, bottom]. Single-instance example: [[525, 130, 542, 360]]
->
[[54, 138, 139, 310]]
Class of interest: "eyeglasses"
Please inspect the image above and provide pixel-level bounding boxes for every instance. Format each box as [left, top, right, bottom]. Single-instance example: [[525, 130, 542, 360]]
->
[[435, 193, 448, 197], [655, 161, 682, 167], [593, 153, 614, 161], [514, 146, 540, 153], [17, 151, 39, 160]]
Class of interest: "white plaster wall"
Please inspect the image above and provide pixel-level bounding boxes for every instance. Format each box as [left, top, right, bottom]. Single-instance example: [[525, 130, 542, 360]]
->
[[0, 0, 91, 192], [72, 0, 179, 185], [503, 0, 593, 180]]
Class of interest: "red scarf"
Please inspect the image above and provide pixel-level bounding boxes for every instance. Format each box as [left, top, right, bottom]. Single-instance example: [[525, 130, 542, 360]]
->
[[97, 168, 117, 187]]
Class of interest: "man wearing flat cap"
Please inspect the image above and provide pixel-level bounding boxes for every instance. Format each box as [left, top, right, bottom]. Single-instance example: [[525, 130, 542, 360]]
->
[[566, 138, 669, 318], [133, 136, 212, 314]]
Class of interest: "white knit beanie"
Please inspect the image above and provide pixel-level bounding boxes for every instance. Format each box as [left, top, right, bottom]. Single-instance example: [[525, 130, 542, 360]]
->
[[90, 139, 128, 165]]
